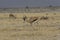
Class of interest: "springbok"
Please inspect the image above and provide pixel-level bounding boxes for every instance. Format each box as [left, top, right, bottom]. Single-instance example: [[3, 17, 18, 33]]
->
[[22, 16, 39, 25], [40, 16, 48, 20], [9, 14, 16, 19]]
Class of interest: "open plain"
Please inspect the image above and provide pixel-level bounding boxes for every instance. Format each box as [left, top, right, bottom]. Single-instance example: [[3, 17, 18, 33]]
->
[[0, 12, 60, 40]]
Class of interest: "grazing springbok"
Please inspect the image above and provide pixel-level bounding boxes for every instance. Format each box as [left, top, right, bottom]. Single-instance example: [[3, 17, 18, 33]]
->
[[9, 14, 16, 19], [23, 16, 39, 25]]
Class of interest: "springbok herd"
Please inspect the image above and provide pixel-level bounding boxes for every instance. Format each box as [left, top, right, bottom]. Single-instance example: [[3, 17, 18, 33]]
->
[[8, 13, 51, 26], [0, 13, 60, 40]]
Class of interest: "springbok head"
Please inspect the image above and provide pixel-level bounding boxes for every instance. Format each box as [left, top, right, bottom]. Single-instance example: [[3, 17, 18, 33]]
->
[[22, 16, 27, 21]]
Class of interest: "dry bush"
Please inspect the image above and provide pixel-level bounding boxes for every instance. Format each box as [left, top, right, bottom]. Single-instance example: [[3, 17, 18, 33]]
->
[[46, 13, 48, 15]]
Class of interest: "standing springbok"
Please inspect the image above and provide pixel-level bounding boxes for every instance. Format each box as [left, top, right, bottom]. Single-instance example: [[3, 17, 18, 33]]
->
[[9, 14, 16, 19], [22, 16, 39, 25], [40, 16, 48, 20]]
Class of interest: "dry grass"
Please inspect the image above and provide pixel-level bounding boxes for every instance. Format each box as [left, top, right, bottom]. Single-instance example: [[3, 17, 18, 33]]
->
[[0, 12, 60, 40]]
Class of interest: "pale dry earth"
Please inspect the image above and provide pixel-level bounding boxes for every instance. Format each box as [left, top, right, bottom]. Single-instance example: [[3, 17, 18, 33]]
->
[[0, 12, 60, 40]]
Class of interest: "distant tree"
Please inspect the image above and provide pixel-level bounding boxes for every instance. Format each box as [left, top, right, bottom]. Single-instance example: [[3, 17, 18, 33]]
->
[[49, 5, 53, 7], [26, 6, 29, 9], [48, 5, 56, 10], [25, 6, 30, 12]]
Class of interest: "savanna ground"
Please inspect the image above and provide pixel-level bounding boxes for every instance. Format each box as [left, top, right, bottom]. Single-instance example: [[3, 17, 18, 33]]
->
[[0, 12, 60, 40]]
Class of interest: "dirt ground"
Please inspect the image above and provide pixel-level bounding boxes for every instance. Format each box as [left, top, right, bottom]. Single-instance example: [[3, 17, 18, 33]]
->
[[0, 12, 60, 40]]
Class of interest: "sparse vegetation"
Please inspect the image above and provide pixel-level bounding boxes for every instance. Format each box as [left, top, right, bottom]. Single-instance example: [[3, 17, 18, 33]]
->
[[0, 9, 60, 40]]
